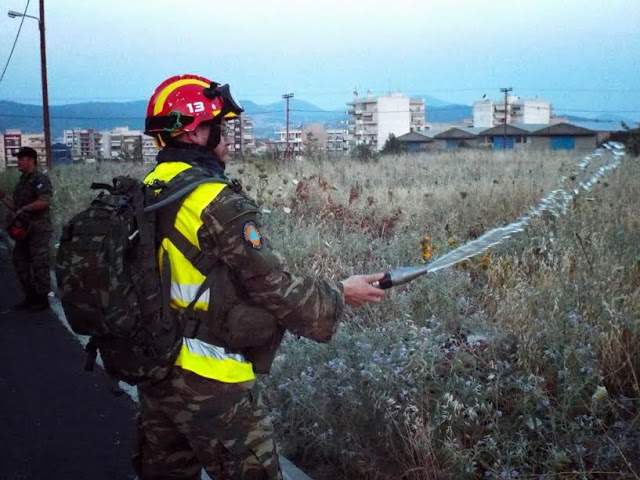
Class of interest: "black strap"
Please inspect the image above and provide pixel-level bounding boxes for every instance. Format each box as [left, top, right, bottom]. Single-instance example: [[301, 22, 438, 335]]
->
[[149, 172, 231, 339], [182, 263, 224, 339], [165, 227, 217, 276], [161, 250, 172, 329], [85, 338, 98, 372], [90, 182, 115, 193], [144, 177, 231, 213], [145, 113, 195, 133]]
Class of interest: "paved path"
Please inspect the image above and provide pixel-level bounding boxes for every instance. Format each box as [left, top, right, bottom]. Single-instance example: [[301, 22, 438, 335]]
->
[[0, 234, 137, 480]]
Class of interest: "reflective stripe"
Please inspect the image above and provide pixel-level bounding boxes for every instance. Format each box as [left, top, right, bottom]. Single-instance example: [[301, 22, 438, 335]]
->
[[144, 161, 192, 184], [153, 79, 209, 115], [159, 238, 208, 310], [175, 338, 255, 383], [175, 182, 227, 247], [170, 281, 209, 310]]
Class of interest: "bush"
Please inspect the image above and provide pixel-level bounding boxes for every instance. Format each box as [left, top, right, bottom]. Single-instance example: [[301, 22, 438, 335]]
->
[[381, 133, 407, 156]]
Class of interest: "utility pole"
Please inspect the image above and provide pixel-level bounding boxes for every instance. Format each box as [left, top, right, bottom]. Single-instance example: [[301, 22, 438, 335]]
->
[[282, 93, 294, 159], [500, 87, 512, 151], [8, 1, 52, 168], [39, 0, 52, 168]]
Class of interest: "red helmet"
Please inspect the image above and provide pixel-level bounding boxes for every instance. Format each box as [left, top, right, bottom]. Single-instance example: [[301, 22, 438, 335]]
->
[[8, 212, 30, 241], [144, 74, 244, 147]]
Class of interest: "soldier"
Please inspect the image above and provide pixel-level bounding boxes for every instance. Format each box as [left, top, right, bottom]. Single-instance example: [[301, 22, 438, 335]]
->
[[0, 146, 53, 311], [135, 74, 386, 480]]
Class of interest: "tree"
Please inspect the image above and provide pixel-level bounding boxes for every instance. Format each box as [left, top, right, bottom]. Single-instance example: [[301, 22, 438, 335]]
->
[[304, 131, 321, 158], [380, 134, 406, 155], [132, 137, 143, 163], [614, 122, 640, 156], [351, 143, 377, 161]]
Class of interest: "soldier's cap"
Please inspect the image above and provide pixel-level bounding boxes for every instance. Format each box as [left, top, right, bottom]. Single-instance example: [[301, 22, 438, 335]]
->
[[13, 146, 38, 160]]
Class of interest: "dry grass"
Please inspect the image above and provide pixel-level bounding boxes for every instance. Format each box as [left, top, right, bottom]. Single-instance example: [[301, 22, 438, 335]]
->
[[2, 147, 638, 479]]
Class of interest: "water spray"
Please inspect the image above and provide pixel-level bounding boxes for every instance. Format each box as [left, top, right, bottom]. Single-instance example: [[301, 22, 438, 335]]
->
[[373, 142, 627, 289]]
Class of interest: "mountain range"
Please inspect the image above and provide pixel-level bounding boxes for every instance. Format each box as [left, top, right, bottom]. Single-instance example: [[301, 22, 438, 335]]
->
[[1, 97, 634, 140], [0, 95, 475, 139]]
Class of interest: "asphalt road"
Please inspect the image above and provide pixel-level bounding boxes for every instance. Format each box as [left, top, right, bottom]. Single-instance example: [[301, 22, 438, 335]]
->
[[0, 235, 137, 480]]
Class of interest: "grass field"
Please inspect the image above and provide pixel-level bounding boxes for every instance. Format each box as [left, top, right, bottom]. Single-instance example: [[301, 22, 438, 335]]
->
[[2, 146, 638, 479]]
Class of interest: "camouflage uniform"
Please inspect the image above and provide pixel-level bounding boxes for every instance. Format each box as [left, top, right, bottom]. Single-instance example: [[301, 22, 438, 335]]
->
[[11, 169, 53, 298], [135, 146, 344, 480]]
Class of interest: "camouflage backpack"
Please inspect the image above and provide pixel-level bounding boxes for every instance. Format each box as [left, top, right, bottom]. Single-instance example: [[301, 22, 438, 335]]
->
[[55, 174, 228, 385]]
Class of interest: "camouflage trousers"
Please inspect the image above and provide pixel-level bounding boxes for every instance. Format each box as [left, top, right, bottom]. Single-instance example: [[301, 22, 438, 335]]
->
[[134, 367, 282, 480], [12, 230, 51, 296]]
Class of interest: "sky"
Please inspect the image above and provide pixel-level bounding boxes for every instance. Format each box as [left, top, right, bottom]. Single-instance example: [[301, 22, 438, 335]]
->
[[0, 0, 639, 120]]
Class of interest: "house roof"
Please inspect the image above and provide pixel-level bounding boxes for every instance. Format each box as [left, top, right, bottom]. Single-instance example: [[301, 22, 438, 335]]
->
[[532, 122, 599, 136], [566, 120, 626, 132], [434, 126, 488, 139], [475, 121, 625, 136], [397, 131, 434, 142], [477, 124, 534, 136]]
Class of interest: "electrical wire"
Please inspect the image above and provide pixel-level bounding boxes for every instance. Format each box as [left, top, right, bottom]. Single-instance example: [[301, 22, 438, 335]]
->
[[0, 0, 32, 86]]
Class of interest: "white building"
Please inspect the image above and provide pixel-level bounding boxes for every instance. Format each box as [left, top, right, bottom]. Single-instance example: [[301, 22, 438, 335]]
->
[[326, 128, 350, 154], [227, 116, 255, 156], [275, 128, 304, 155], [347, 92, 425, 151], [473, 95, 552, 127], [141, 136, 157, 163], [1, 129, 47, 168], [63, 128, 102, 159]]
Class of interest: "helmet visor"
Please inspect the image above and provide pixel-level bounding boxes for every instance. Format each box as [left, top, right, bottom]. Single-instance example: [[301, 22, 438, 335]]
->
[[204, 83, 244, 118]]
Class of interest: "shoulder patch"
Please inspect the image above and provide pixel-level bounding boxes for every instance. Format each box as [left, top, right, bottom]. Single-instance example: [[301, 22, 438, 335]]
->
[[243, 221, 263, 249]]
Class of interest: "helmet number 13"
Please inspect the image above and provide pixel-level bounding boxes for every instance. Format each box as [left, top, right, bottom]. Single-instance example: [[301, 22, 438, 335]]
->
[[186, 102, 205, 113]]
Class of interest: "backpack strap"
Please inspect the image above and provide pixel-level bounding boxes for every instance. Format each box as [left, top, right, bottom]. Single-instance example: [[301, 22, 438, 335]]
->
[[144, 177, 231, 213], [151, 174, 231, 276], [181, 264, 223, 339], [149, 173, 232, 339], [85, 338, 98, 372]]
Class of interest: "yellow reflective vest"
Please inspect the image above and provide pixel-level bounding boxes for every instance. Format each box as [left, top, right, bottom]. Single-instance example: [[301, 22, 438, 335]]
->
[[144, 161, 255, 383]]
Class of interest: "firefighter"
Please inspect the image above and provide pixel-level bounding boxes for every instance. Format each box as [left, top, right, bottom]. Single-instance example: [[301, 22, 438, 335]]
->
[[134, 74, 386, 479]]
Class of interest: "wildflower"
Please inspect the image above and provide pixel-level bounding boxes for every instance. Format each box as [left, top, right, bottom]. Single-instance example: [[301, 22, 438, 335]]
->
[[591, 386, 609, 404], [420, 236, 436, 261]]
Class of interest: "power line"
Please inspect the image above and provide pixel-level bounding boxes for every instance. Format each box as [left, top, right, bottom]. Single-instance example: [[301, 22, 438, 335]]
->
[[4, 85, 640, 104], [1, 106, 639, 122], [0, 110, 287, 120], [0, 0, 32, 86]]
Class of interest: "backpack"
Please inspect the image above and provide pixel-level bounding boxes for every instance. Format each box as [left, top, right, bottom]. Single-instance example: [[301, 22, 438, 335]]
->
[[55, 174, 228, 385]]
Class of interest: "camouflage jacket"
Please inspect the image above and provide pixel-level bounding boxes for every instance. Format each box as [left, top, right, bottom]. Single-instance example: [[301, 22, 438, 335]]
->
[[156, 146, 345, 348], [12, 170, 53, 231]]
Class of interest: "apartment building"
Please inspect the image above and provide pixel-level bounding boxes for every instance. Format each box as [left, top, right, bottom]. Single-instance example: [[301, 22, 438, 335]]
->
[[227, 116, 255, 156], [100, 126, 156, 162], [274, 124, 349, 156], [1, 130, 47, 169], [0, 135, 5, 170], [326, 128, 350, 154], [347, 92, 426, 151], [63, 128, 102, 159], [473, 95, 551, 127], [275, 127, 304, 155]]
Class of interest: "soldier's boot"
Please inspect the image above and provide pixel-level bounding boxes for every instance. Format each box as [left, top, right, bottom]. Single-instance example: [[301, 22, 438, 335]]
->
[[28, 294, 50, 312], [14, 289, 37, 310]]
